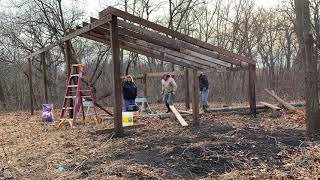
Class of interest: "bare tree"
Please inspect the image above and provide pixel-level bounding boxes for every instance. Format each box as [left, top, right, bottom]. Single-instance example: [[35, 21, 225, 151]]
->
[[294, 0, 320, 133]]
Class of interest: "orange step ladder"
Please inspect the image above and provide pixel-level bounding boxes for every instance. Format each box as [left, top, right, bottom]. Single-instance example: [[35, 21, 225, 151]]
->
[[58, 64, 98, 128]]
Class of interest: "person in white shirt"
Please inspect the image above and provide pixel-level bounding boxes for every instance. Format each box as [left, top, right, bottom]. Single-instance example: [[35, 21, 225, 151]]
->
[[161, 74, 177, 113]]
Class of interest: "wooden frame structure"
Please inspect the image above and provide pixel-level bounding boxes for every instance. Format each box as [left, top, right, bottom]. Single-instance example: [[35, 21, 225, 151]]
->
[[26, 6, 256, 136]]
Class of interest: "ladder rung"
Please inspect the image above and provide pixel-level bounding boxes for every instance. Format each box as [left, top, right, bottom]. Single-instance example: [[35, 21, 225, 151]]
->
[[65, 96, 76, 98], [68, 85, 78, 88], [69, 90, 91, 93], [62, 107, 73, 110], [71, 74, 80, 77]]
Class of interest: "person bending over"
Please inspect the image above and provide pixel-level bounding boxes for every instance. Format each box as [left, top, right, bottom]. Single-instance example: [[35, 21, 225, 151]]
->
[[161, 74, 177, 113], [199, 72, 209, 111]]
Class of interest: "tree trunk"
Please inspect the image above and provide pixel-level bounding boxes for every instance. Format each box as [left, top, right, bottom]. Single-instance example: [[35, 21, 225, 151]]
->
[[0, 80, 6, 110], [294, 0, 320, 133]]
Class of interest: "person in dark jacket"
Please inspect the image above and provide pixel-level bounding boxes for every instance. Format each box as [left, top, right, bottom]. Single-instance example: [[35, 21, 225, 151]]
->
[[122, 75, 137, 111], [199, 72, 209, 110]]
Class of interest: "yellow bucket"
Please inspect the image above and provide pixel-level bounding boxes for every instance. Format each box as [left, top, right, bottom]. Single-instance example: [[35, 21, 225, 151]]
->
[[122, 112, 133, 127]]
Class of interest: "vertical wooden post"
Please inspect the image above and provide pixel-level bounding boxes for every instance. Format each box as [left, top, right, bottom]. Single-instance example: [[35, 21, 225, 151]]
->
[[184, 68, 190, 110], [192, 69, 199, 125], [248, 65, 256, 115], [65, 40, 73, 118], [110, 15, 123, 136], [41, 52, 49, 103], [28, 58, 34, 115], [65, 40, 72, 76], [143, 73, 147, 97]]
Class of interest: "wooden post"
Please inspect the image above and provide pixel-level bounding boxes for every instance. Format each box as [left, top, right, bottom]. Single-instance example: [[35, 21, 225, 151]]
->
[[110, 15, 123, 136], [248, 65, 256, 115], [41, 52, 49, 103], [143, 73, 147, 97], [65, 40, 73, 118], [28, 58, 34, 115], [184, 68, 190, 110], [65, 40, 72, 76], [192, 69, 199, 125]]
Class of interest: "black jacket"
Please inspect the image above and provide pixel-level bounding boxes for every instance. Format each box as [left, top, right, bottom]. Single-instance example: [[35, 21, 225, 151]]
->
[[199, 74, 209, 90], [122, 81, 137, 100]]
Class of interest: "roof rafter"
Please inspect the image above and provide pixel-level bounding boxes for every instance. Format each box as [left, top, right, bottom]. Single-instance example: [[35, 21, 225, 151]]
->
[[99, 7, 255, 65], [25, 6, 254, 71]]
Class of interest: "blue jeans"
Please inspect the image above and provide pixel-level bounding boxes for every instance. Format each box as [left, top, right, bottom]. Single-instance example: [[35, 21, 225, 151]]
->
[[123, 99, 135, 111], [163, 91, 173, 105], [200, 88, 209, 106]]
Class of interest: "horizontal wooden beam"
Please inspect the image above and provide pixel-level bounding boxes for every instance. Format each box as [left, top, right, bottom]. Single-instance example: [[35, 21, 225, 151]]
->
[[78, 26, 210, 69], [78, 30, 203, 69], [85, 18, 241, 68], [26, 16, 112, 59], [116, 19, 242, 66], [133, 39, 226, 68], [90, 18, 180, 52], [99, 7, 255, 65], [180, 48, 231, 67]]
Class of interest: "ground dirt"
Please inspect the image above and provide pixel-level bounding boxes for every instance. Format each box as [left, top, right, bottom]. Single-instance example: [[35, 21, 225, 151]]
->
[[0, 103, 320, 179]]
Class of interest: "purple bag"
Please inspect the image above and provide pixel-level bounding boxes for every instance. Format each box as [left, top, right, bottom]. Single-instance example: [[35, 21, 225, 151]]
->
[[42, 104, 54, 122]]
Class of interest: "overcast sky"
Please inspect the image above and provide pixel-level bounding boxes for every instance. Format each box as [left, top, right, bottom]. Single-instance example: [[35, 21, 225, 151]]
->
[[0, 0, 279, 19], [80, 0, 279, 17]]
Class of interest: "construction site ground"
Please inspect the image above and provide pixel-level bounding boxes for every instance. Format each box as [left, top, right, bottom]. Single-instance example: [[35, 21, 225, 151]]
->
[[1, 103, 320, 179]]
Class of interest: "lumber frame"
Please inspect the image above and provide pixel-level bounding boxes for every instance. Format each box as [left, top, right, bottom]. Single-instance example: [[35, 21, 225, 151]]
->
[[192, 69, 200, 125], [78, 30, 204, 69], [103, 19, 235, 67], [185, 68, 190, 110], [85, 24, 220, 69], [248, 65, 256, 115], [24, 6, 257, 126], [110, 15, 123, 136], [89, 17, 237, 68], [143, 73, 147, 97], [25, 15, 112, 59], [28, 58, 34, 115], [99, 7, 255, 65]]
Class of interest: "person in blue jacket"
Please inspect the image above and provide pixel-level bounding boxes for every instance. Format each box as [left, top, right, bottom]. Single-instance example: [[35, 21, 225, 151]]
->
[[122, 75, 137, 111]]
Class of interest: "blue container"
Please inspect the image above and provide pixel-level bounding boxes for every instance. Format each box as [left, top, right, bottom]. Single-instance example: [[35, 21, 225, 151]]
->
[[42, 104, 54, 122]]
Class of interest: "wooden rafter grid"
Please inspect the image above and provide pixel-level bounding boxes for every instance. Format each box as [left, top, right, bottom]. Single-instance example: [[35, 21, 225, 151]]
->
[[99, 7, 255, 66], [25, 6, 255, 71]]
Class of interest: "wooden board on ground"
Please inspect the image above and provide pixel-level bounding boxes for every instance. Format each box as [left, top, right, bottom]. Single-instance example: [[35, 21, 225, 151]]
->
[[259, 102, 281, 110], [179, 110, 193, 115], [169, 105, 188, 127], [265, 89, 296, 112], [90, 124, 145, 135]]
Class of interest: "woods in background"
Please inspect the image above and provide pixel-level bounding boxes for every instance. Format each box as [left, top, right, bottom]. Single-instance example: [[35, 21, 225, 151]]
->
[[0, 0, 319, 116]]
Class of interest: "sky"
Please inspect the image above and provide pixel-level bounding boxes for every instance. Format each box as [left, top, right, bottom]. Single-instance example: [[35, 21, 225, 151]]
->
[[0, 0, 279, 21], [80, 0, 279, 17]]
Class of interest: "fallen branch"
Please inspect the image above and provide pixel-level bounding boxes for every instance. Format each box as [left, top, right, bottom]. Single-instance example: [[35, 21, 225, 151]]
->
[[265, 89, 296, 112], [259, 101, 281, 110], [206, 102, 304, 113]]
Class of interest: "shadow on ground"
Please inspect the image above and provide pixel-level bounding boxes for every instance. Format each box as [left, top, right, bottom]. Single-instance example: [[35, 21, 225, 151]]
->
[[78, 117, 308, 179]]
